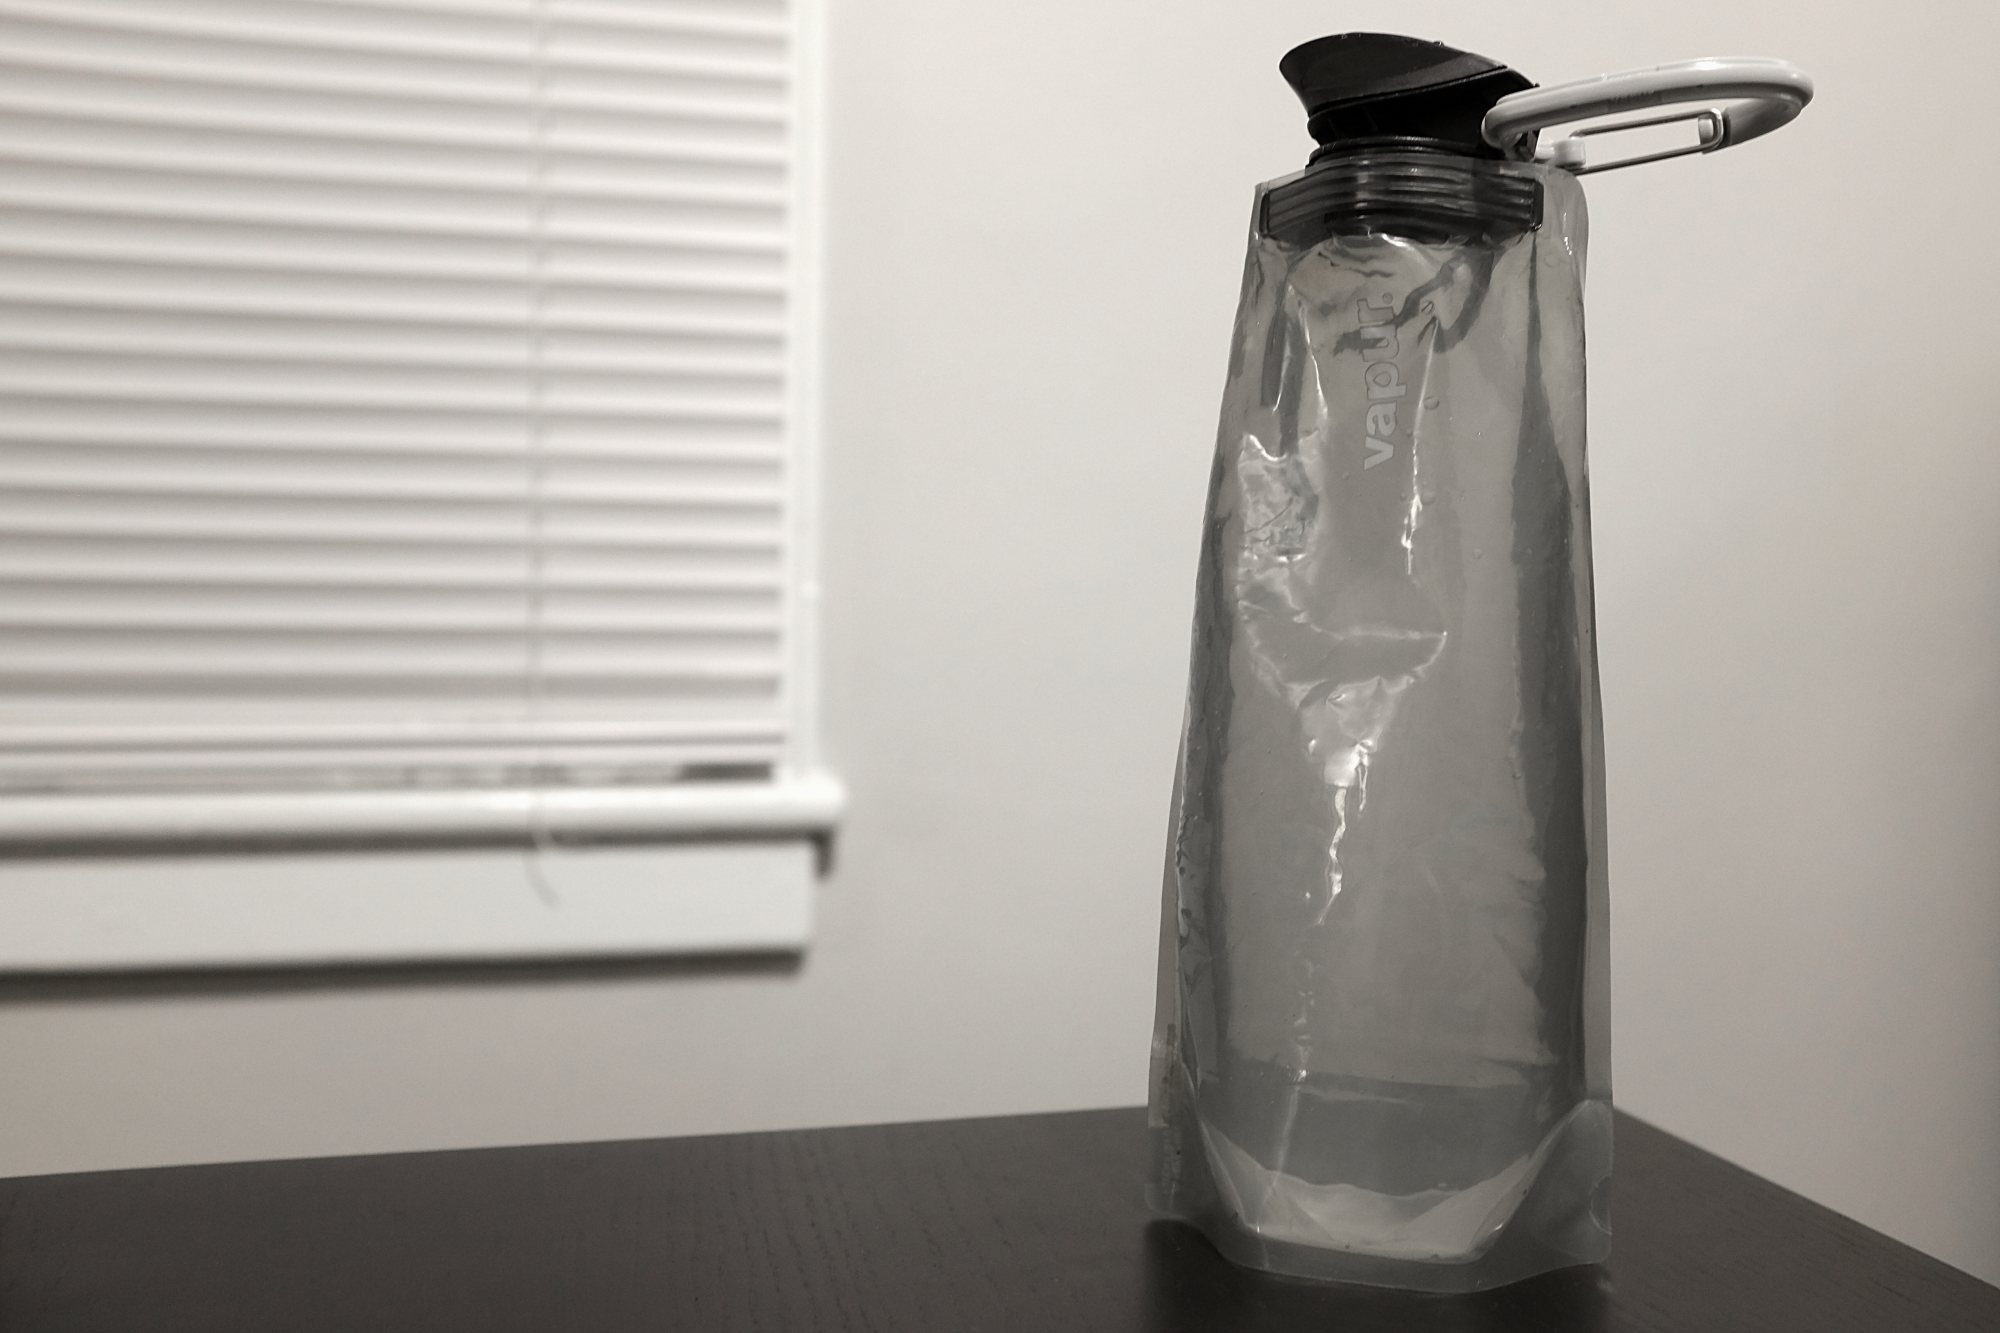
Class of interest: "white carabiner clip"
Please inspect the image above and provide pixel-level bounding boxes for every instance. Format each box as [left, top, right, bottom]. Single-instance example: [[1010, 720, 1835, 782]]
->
[[1482, 57, 1814, 175]]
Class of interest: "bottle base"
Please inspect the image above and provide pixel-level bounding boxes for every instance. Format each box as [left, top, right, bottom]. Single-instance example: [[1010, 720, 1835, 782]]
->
[[1149, 1096, 1613, 1293]]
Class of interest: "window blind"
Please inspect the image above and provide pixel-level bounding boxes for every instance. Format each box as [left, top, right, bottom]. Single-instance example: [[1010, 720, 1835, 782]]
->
[[0, 0, 823, 827]]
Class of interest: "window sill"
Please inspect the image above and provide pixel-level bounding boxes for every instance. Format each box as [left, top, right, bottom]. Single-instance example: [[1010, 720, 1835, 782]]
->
[[0, 777, 841, 974]]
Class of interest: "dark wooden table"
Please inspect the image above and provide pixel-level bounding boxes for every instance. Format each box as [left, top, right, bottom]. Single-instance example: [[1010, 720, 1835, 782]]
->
[[2, 1107, 1995, 1331]]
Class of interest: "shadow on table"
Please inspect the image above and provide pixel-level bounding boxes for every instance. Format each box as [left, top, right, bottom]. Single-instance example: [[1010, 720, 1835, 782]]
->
[[1139, 1222, 1611, 1332]]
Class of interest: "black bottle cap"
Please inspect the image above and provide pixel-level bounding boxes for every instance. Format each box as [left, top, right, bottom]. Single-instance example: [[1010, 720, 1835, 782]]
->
[[1278, 33, 1533, 158]]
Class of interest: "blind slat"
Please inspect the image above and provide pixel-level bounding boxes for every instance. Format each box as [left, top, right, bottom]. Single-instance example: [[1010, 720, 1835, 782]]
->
[[1, 480, 785, 513], [0, 60, 790, 147], [2, 597, 785, 634], [0, 326, 788, 379], [1, 258, 788, 326], [50, 0, 793, 44], [20, 0, 797, 52], [0, 195, 791, 255], [5, 713, 788, 749], [0, 285, 789, 338], [0, 450, 784, 500], [2, 351, 786, 411], [0, 8, 792, 93], [0, 101, 790, 177], [0, 230, 789, 287], [1, 552, 788, 588], [0, 120, 796, 188], [3, 645, 785, 678], [1, 512, 785, 550], [2, 389, 786, 425], [0, 43, 790, 119], [0, 431, 790, 469], [0, 742, 788, 778]]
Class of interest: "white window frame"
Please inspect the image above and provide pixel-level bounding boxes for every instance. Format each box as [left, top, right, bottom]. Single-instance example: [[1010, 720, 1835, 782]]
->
[[0, 0, 839, 971]]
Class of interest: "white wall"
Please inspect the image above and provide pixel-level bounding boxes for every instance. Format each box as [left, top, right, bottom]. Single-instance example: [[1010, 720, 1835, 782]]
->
[[3, 0, 1998, 1286]]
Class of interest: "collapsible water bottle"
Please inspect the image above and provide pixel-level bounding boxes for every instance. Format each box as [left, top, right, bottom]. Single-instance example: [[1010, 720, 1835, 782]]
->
[[1148, 34, 1811, 1291]]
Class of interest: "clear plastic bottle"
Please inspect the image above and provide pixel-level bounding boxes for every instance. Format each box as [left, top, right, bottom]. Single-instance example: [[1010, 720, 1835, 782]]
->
[[1148, 34, 1611, 1293]]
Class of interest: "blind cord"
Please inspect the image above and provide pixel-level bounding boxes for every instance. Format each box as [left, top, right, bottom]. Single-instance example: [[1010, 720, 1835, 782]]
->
[[524, 0, 559, 906]]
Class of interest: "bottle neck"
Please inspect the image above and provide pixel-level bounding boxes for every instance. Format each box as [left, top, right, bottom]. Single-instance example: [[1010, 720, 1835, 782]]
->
[[1264, 146, 1542, 245]]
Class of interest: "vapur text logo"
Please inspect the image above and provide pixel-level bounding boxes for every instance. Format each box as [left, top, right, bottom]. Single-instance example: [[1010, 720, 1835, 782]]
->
[[1355, 293, 1404, 470]]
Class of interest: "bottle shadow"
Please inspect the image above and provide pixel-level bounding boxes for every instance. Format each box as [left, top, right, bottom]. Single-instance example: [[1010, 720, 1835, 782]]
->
[[1137, 1221, 1611, 1332]]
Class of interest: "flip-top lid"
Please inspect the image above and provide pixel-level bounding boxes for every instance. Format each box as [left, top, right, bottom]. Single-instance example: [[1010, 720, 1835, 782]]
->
[[1278, 33, 1533, 157]]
